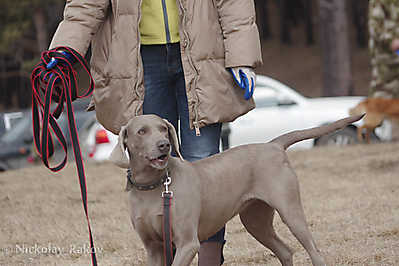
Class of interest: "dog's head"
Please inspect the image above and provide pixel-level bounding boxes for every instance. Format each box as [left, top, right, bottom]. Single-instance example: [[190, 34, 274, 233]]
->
[[110, 115, 183, 169]]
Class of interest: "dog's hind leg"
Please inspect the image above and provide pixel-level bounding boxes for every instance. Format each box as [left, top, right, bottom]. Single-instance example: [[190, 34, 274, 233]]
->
[[276, 207, 325, 266], [269, 169, 326, 266], [365, 127, 373, 143], [239, 200, 294, 266], [357, 125, 365, 142]]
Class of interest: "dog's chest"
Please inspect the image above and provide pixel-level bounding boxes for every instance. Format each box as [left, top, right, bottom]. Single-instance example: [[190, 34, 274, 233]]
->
[[129, 193, 164, 237]]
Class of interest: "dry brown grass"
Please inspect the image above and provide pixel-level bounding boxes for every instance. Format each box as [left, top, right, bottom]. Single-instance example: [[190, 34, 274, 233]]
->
[[1, 142, 399, 265]]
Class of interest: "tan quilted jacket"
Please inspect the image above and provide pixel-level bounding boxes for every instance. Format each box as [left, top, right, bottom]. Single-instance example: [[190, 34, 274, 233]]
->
[[50, 0, 262, 134]]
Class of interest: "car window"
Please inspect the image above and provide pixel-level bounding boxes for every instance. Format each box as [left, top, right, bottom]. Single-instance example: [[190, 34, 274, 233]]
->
[[254, 86, 279, 108], [256, 84, 297, 107]]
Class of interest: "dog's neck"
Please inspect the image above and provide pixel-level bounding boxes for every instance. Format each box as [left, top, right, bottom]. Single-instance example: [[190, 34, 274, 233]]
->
[[127, 167, 168, 191], [126, 157, 183, 191], [131, 164, 166, 181]]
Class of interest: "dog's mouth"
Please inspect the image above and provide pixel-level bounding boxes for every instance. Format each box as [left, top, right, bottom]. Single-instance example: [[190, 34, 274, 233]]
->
[[148, 153, 169, 168]]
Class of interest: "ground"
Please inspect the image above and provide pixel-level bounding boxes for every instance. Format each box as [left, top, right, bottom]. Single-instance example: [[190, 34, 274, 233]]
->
[[1, 141, 398, 266]]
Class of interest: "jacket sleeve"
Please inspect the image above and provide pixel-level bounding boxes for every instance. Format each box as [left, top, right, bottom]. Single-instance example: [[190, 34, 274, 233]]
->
[[49, 0, 110, 55], [215, 0, 262, 68]]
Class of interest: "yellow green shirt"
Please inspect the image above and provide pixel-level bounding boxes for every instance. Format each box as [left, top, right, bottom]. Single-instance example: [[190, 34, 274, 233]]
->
[[139, 0, 180, 44]]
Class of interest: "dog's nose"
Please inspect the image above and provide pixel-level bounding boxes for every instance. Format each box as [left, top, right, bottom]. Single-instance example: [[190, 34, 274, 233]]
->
[[157, 140, 170, 153]]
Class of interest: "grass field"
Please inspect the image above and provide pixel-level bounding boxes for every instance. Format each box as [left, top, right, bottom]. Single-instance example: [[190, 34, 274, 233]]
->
[[1, 142, 398, 265]]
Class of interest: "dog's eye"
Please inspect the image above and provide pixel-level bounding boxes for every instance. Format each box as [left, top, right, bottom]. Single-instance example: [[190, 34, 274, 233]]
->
[[137, 128, 146, 135]]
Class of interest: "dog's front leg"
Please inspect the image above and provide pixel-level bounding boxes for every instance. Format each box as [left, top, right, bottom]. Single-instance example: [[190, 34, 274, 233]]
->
[[172, 239, 200, 266], [172, 224, 201, 266], [143, 241, 164, 266], [357, 125, 365, 142]]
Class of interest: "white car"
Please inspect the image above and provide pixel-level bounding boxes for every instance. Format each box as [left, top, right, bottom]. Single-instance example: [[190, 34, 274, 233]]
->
[[81, 75, 392, 162], [227, 75, 391, 149]]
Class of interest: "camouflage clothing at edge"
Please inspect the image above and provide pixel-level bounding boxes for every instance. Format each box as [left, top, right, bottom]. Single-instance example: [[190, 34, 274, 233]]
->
[[369, 0, 399, 97]]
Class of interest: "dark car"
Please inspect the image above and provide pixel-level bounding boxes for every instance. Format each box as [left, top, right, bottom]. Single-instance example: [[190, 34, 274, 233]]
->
[[0, 99, 94, 171]]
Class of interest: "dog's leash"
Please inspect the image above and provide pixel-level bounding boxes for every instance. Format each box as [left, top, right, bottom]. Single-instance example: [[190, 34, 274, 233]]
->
[[31, 46, 98, 266], [162, 173, 174, 266]]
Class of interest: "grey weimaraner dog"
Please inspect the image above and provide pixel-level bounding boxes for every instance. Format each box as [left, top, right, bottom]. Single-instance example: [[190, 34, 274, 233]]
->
[[110, 114, 363, 266]]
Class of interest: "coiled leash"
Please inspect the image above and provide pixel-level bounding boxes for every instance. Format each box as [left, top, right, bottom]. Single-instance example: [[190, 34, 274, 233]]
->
[[31, 46, 97, 266]]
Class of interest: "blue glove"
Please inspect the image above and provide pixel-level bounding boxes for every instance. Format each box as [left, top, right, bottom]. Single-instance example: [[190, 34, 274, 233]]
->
[[229, 67, 256, 100], [44, 50, 75, 83], [46, 50, 73, 69]]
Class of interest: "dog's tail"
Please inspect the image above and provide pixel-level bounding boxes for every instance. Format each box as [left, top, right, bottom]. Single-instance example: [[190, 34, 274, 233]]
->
[[270, 114, 365, 150]]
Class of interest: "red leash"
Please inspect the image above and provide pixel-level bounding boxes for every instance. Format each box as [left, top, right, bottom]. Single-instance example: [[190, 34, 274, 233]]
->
[[162, 174, 174, 266], [163, 194, 173, 266], [31, 47, 97, 266]]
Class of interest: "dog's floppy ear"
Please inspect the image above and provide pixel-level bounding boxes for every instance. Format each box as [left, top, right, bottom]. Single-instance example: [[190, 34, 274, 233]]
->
[[163, 119, 184, 161], [110, 125, 130, 168]]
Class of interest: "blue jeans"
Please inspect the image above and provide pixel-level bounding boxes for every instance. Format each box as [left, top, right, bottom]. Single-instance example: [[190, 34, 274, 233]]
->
[[141, 43, 225, 245]]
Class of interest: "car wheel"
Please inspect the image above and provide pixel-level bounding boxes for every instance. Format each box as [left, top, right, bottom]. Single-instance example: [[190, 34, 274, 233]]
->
[[0, 161, 8, 172], [315, 127, 359, 147]]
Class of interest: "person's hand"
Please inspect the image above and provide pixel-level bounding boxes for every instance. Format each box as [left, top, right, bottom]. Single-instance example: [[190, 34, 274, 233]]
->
[[229, 67, 256, 100], [46, 50, 72, 69], [391, 39, 399, 53], [39, 49, 74, 101]]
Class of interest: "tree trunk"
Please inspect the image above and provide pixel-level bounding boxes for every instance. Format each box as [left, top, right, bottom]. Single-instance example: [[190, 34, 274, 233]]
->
[[304, 0, 314, 45], [279, 0, 292, 44], [33, 7, 49, 52], [319, 0, 353, 96], [350, 0, 369, 48], [255, 0, 272, 40]]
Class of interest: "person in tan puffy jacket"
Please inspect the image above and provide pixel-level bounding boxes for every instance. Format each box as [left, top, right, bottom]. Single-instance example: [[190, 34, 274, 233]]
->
[[49, 0, 262, 264]]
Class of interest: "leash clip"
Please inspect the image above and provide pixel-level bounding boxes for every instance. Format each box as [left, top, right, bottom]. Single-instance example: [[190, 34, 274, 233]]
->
[[162, 171, 173, 198]]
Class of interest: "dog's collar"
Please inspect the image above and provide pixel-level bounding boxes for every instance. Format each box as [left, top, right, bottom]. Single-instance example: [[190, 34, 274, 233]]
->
[[127, 168, 169, 191]]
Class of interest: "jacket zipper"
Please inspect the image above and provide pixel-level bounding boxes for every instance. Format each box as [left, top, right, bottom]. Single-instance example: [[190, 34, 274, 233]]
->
[[161, 0, 172, 43], [177, 0, 201, 136]]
